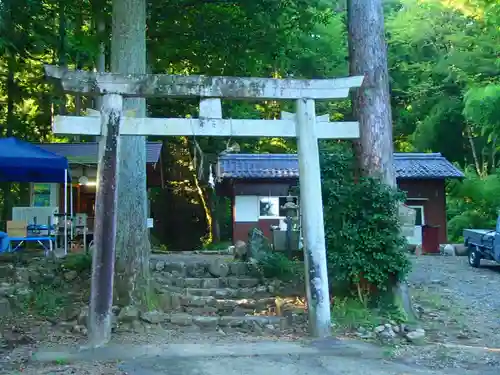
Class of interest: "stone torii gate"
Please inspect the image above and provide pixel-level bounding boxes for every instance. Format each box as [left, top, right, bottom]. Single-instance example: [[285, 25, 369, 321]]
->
[[45, 65, 363, 341]]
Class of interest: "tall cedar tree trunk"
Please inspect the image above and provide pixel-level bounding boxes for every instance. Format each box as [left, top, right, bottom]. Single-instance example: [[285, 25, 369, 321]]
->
[[348, 0, 394, 180], [58, 0, 67, 116], [93, 0, 106, 120], [74, 2, 83, 142], [347, 0, 416, 319], [111, 0, 151, 307]]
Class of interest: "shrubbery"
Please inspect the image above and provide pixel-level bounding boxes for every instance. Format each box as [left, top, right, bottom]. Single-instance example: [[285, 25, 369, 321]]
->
[[257, 251, 303, 282], [447, 169, 500, 242], [320, 142, 410, 303], [253, 142, 411, 306]]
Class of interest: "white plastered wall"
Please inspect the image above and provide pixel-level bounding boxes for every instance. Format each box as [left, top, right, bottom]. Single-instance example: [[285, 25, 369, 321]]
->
[[234, 195, 259, 222]]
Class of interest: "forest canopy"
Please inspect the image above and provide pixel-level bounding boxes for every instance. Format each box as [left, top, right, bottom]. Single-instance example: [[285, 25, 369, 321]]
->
[[0, 0, 499, 247]]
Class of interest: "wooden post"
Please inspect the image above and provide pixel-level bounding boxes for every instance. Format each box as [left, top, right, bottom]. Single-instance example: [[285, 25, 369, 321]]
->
[[296, 98, 331, 338], [88, 93, 122, 348]]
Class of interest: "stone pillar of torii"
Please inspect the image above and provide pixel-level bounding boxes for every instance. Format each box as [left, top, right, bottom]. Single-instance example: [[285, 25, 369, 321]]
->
[[45, 65, 363, 339]]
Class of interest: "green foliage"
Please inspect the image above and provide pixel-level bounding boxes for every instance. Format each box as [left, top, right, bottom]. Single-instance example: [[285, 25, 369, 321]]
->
[[386, 0, 500, 167], [331, 298, 381, 330], [321, 142, 410, 298], [60, 253, 92, 273], [16, 254, 91, 318], [464, 85, 500, 133], [256, 252, 303, 282], [447, 169, 500, 241], [247, 226, 304, 281], [331, 297, 408, 332], [21, 284, 68, 318]]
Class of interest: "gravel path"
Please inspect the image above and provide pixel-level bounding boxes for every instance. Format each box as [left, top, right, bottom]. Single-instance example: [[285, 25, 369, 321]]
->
[[409, 255, 500, 347], [396, 255, 500, 371]]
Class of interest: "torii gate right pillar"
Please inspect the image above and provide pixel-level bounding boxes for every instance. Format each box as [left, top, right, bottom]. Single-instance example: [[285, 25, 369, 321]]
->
[[295, 98, 331, 337]]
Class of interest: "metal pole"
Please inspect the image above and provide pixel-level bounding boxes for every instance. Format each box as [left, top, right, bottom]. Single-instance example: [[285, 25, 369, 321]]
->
[[295, 98, 331, 337], [64, 169, 68, 256], [70, 179, 73, 240]]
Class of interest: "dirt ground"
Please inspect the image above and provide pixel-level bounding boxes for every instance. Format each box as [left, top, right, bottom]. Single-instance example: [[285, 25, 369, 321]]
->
[[394, 255, 500, 371], [2, 254, 500, 374]]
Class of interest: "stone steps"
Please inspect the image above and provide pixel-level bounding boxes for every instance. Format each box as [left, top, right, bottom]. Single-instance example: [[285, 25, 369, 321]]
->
[[160, 285, 272, 298], [184, 287, 270, 298], [183, 295, 277, 310], [147, 255, 306, 333], [159, 276, 262, 289], [152, 258, 254, 278], [114, 308, 290, 334], [160, 291, 278, 315], [165, 313, 287, 331]]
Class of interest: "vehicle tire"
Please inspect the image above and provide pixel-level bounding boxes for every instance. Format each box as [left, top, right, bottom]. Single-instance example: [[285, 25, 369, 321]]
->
[[468, 246, 482, 268]]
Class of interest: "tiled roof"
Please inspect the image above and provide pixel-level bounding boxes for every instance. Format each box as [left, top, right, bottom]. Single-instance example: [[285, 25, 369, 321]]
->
[[35, 142, 162, 164], [217, 153, 464, 180], [393, 153, 464, 179]]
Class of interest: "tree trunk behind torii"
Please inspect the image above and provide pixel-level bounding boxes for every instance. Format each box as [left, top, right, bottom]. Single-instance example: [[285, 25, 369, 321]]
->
[[347, 0, 416, 319], [111, 0, 151, 308]]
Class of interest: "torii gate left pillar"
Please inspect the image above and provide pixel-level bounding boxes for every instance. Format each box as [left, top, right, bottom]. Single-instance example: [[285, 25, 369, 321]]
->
[[45, 65, 363, 343]]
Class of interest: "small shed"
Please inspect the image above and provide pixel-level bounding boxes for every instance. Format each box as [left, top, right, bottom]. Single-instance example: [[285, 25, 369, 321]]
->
[[216, 152, 464, 246], [32, 142, 163, 221]]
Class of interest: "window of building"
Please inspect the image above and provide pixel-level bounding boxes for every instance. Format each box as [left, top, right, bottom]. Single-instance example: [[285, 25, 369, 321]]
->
[[259, 196, 299, 218], [407, 205, 424, 226]]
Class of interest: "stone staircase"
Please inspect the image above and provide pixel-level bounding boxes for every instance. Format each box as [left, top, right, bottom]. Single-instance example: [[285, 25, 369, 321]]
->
[[150, 254, 306, 333]]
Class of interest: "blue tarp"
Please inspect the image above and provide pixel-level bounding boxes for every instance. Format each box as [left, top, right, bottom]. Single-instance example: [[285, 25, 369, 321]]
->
[[0, 137, 70, 183]]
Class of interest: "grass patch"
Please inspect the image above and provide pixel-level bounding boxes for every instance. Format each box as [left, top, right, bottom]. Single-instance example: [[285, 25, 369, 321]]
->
[[144, 289, 161, 311], [331, 297, 408, 333], [412, 286, 469, 333], [21, 284, 69, 318], [331, 298, 381, 331], [256, 252, 304, 282], [61, 253, 92, 273], [412, 287, 464, 317]]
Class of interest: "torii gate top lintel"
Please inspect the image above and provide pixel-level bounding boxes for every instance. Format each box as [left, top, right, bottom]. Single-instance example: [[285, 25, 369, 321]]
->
[[44, 65, 364, 100]]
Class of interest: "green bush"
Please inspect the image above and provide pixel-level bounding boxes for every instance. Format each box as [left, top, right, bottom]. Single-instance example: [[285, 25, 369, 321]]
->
[[61, 253, 92, 273], [447, 169, 500, 242], [257, 252, 303, 281], [320, 142, 410, 302]]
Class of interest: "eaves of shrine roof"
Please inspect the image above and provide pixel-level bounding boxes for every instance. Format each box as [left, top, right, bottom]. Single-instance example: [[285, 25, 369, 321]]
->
[[217, 153, 464, 180], [35, 142, 162, 165]]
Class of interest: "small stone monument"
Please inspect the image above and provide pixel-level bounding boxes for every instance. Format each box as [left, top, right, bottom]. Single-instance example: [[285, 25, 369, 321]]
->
[[281, 195, 299, 258], [233, 240, 249, 261], [248, 228, 271, 262]]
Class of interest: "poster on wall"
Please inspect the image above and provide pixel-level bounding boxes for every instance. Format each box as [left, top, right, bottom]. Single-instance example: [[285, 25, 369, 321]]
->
[[33, 183, 51, 207]]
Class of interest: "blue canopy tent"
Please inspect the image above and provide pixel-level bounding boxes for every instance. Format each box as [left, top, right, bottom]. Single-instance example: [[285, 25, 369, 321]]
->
[[0, 137, 72, 254], [0, 137, 70, 183]]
